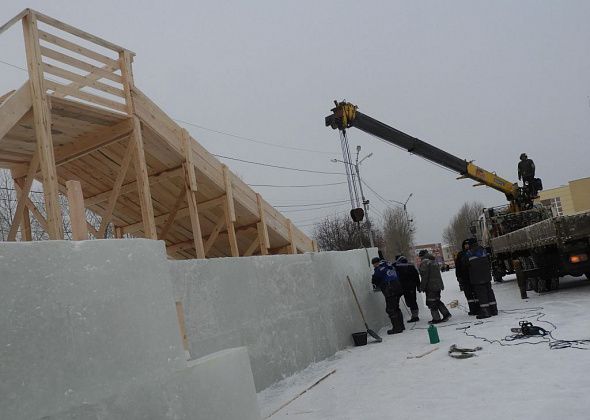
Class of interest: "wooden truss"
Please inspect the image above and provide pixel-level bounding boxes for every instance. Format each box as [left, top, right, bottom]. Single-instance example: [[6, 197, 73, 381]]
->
[[0, 9, 319, 259]]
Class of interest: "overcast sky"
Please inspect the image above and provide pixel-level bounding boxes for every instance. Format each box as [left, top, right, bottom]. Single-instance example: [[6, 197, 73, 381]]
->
[[1, 1, 589, 245]]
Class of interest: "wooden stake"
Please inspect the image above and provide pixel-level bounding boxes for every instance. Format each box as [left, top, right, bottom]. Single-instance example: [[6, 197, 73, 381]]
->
[[256, 193, 270, 253], [66, 180, 88, 240], [185, 172, 205, 258], [22, 12, 63, 239], [175, 301, 189, 351], [13, 178, 32, 241], [257, 222, 268, 256], [288, 219, 297, 254]]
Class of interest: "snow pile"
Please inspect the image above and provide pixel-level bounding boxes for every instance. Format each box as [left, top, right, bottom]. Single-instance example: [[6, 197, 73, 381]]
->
[[258, 271, 590, 420]]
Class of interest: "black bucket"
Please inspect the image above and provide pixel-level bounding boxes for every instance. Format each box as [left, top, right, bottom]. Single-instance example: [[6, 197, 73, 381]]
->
[[352, 331, 368, 346]]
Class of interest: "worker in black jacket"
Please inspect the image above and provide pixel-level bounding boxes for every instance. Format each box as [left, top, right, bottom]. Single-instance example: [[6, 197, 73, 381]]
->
[[371, 257, 405, 334], [466, 239, 498, 319], [455, 239, 480, 315], [394, 255, 420, 322], [518, 153, 536, 184]]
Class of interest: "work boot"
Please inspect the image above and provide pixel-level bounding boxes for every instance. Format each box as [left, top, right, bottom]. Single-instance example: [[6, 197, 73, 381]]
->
[[520, 291, 528, 299], [429, 308, 442, 324], [407, 317, 420, 323], [476, 307, 492, 319], [428, 319, 443, 325], [442, 313, 452, 322], [489, 303, 498, 316]]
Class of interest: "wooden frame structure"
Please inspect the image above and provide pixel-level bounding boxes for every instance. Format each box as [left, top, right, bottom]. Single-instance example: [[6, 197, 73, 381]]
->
[[0, 9, 319, 259]]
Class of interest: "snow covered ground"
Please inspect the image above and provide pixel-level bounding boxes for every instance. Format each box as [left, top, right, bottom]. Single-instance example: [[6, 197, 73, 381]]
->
[[258, 271, 590, 420]]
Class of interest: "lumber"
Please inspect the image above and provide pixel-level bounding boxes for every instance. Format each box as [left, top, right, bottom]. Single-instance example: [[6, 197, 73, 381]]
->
[[0, 82, 32, 142], [66, 180, 88, 240]]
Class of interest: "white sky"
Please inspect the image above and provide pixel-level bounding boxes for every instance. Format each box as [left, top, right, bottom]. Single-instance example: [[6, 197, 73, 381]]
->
[[1, 1, 589, 244]]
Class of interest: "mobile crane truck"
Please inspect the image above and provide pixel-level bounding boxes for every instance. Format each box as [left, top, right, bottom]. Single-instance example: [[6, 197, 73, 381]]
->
[[325, 101, 590, 293]]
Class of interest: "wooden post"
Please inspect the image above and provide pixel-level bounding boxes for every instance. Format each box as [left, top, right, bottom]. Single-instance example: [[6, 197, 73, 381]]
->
[[256, 193, 270, 255], [287, 219, 297, 254], [312, 240, 319, 252], [65, 180, 88, 240], [22, 12, 63, 239], [181, 129, 205, 258], [223, 164, 239, 256], [119, 49, 135, 115], [175, 301, 189, 351], [12, 178, 32, 241], [130, 116, 157, 239]]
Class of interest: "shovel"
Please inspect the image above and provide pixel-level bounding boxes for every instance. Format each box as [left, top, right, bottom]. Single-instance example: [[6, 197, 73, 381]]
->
[[346, 276, 382, 343]]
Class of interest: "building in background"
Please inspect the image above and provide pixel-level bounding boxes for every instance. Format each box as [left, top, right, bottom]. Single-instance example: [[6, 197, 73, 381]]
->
[[413, 243, 444, 265], [536, 177, 590, 216]]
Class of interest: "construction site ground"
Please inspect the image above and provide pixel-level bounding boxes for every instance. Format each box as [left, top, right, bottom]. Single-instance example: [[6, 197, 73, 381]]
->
[[258, 271, 590, 420]]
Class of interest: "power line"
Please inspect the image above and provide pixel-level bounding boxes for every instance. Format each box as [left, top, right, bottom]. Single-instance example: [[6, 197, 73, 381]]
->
[[360, 180, 393, 208], [213, 154, 346, 175], [281, 203, 349, 213], [175, 118, 336, 155], [249, 181, 347, 188], [0, 59, 27, 72], [274, 199, 349, 208]]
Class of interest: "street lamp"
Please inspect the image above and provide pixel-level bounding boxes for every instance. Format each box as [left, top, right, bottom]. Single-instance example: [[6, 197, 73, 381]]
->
[[331, 146, 375, 247]]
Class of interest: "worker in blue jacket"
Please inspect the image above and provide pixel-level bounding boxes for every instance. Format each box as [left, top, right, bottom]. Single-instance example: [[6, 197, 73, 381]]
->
[[371, 257, 405, 334], [466, 239, 498, 319]]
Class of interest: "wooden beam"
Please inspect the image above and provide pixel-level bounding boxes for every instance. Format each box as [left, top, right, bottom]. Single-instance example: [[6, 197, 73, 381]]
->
[[288, 219, 297, 254], [22, 13, 63, 239], [8, 153, 39, 240], [24, 196, 48, 232], [256, 193, 270, 250], [185, 182, 205, 258], [119, 50, 135, 114], [181, 129, 198, 191], [97, 139, 135, 237], [0, 9, 29, 37], [175, 302, 189, 351], [224, 196, 239, 257], [312, 240, 319, 252], [204, 215, 225, 255], [130, 116, 157, 239], [222, 164, 236, 222], [0, 82, 32, 143], [243, 236, 260, 257], [13, 178, 32, 241], [66, 180, 88, 240], [257, 222, 268, 255]]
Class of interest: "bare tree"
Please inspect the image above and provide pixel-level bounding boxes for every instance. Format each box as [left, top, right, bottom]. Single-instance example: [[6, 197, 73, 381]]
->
[[313, 213, 383, 251], [442, 201, 485, 252], [382, 206, 415, 261]]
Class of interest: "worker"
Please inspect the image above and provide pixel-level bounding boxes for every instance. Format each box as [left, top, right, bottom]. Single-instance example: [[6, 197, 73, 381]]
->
[[513, 259, 528, 299], [394, 255, 421, 323], [455, 239, 480, 315], [518, 153, 536, 185], [418, 250, 452, 324], [371, 257, 405, 334], [466, 239, 498, 319]]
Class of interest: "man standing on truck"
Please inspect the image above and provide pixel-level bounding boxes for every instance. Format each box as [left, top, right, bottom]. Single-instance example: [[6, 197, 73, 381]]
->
[[466, 239, 498, 319], [455, 239, 480, 315], [371, 257, 405, 334], [518, 153, 536, 184], [418, 250, 452, 324], [394, 255, 421, 323]]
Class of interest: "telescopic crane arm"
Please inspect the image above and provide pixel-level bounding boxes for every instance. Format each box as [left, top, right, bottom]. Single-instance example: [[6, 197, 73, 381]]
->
[[325, 101, 531, 211]]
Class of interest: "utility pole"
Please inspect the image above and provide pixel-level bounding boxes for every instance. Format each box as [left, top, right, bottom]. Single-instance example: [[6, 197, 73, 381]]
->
[[355, 146, 374, 248]]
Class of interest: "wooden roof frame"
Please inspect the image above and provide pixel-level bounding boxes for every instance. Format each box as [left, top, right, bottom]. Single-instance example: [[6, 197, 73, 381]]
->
[[0, 9, 319, 259]]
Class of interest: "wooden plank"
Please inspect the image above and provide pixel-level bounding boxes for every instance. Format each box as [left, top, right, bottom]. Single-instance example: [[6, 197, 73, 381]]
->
[[243, 236, 260, 257], [222, 164, 236, 222], [37, 30, 120, 67], [257, 222, 268, 255], [0, 89, 16, 104], [0, 9, 29, 36], [41, 46, 123, 83], [42, 62, 125, 97], [312, 240, 319, 252], [0, 82, 32, 143], [181, 129, 198, 191], [66, 180, 88, 240], [118, 50, 134, 115], [175, 302, 189, 351], [204, 215, 225, 255], [288, 219, 297, 254], [45, 80, 127, 113], [24, 196, 48, 232], [97, 139, 134, 237], [256, 193, 270, 250], [13, 178, 32, 241], [159, 188, 185, 241], [34, 9, 131, 54], [22, 13, 63, 239], [185, 182, 206, 258], [224, 196, 239, 257], [130, 116, 157, 239]]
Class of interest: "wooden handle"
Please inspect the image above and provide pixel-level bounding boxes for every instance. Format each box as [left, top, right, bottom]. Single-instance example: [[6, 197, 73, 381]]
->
[[346, 276, 368, 325]]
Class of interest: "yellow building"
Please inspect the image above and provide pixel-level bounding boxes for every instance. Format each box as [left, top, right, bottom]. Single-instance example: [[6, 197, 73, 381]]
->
[[536, 177, 590, 216]]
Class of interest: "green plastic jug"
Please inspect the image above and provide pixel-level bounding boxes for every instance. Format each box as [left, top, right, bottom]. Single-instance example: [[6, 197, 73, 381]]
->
[[428, 324, 440, 344]]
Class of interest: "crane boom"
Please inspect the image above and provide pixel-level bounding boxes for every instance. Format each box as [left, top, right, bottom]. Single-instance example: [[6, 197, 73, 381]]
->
[[325, 101, 529, 210]]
